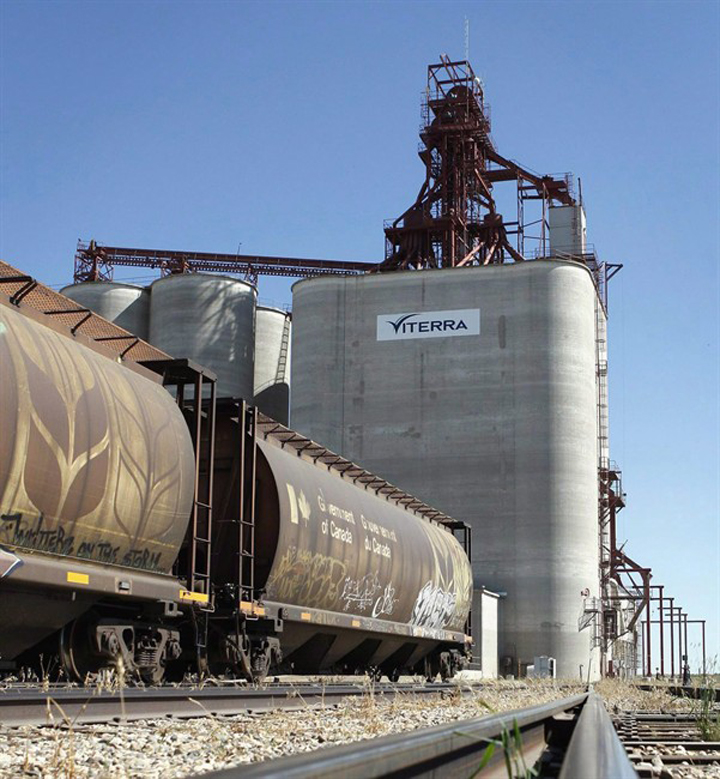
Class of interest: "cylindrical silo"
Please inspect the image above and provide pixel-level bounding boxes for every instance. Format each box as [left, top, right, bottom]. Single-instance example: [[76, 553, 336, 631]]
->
[[60, 282, 150, 340], [149, 273, 256, 400], [253, 306, 291, 424], [290, 260, 601, 679]]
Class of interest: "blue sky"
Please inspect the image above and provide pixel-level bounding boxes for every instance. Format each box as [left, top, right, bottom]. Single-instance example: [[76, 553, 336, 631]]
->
[[1, 0, 718, 670]]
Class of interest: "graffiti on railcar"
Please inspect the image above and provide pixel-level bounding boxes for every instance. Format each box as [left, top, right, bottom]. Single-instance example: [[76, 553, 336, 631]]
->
[[0, 512, 163, 570], [340, 572, 380, 612], [410, 581, 458, 630], [371, 582, 398, 618], [265, 545, 347, 610]]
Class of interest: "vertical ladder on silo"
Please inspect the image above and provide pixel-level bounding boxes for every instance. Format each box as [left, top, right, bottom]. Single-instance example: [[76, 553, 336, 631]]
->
[[595, 297, 611, 603], [595, 296, 610, 467], [274, 313, 291, 384]]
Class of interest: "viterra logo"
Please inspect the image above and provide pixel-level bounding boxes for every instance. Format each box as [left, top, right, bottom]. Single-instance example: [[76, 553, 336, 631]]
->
[[387, 313, 469, 335], [377, 309, 480, 341]]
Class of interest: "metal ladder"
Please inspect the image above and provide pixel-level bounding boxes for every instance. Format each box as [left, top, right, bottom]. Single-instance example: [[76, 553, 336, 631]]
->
[[274, 314, 291, 385], [188, 374, 216, 606], [238, 403, 257, 604], [595, 298, 610, 556]]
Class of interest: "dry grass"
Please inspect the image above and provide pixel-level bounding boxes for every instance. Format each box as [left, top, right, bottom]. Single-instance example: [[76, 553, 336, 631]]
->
[[596, 677, 707, 714], [0, 678, 585, 778]]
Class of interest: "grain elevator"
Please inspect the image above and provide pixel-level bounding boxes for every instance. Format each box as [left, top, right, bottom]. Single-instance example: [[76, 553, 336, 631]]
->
[[289, 57, 621, 679], [65, 56, 653, 678]]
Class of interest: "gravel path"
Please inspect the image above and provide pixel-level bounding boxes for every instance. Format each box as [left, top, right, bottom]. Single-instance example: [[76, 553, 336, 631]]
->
[[0, 680, 582, 778]]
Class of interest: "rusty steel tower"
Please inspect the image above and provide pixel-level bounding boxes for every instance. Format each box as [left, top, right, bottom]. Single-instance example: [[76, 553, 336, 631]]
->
[[381, 55, 575, 271]]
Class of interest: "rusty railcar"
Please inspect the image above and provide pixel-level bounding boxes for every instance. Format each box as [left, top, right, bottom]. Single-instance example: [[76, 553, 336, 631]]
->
[[0, 267, 472, 682]]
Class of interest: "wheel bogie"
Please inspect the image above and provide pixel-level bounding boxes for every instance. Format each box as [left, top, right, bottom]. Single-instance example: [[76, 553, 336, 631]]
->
[[58, 612, 181, 685]]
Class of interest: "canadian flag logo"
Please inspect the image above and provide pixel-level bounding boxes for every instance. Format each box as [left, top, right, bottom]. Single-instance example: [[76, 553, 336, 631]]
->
[[286, 483, 311, 526]]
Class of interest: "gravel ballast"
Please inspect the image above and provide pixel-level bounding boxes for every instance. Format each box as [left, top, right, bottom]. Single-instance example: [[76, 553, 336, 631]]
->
[[597, 679, 720, 779], [0, 680, 581, 778], [1, 680, 716, 778]]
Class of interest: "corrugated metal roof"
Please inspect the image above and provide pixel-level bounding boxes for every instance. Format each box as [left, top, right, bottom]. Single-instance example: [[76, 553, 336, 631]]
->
[[0, 259, 170, 363]]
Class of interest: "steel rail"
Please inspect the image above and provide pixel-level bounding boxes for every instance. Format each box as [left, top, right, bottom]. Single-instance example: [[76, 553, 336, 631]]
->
[[636, 683, 720, 702], [0, 681, 462, 728], [201, 693, 588, 779], [558, 693, 638, 779], [613, 709, 720, 773]]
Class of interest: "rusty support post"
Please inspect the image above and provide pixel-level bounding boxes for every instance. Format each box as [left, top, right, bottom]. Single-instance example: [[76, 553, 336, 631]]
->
[[668, 598, 675, 679], [678, 609, 684, 679], [645, 593, 652, 679], [647, 618, 708, 680], [685, 618, 709, 679], [658, 586, 664, 676]]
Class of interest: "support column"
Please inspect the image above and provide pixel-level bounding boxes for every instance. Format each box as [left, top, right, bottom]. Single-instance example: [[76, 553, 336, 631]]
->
[[645, 598, 652, 678], [640, 621, 646, 676], [678, 610, 684, 680], [658, 586, 665, 676], [668, 599, 675, 679]]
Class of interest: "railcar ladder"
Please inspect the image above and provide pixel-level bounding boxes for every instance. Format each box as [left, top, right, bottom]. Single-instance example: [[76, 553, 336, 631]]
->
[[188, 374, 216, 607], [141, 358, 217, 626], [238, 403, 257, 605], [448, 521, 473, 642]]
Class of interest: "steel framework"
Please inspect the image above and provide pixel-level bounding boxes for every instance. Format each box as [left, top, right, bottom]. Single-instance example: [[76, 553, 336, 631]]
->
[[594, 461, 652, 675], [74, 240, 374, 284], [380, 55, 574, 271]]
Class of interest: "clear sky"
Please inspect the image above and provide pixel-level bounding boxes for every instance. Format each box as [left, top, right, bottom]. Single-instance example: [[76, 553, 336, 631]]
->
[[1, 0, 718, 671]]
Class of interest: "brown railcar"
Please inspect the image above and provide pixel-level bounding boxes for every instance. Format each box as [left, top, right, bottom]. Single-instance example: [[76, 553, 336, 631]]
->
[[0, 277, 472, 683]]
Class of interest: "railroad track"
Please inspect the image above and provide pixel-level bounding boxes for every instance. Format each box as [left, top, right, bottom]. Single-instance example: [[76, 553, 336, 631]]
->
[[636, 683, 720, 703], [0, 680, 463, 727], [201, 691, 639, 778], [199, 689, 720, 778], [5, 680, 718, 777], [614, 711, 720, 777]]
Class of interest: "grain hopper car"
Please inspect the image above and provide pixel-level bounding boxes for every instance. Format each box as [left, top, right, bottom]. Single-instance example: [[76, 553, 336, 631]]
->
[[0, 272, 473, 683]]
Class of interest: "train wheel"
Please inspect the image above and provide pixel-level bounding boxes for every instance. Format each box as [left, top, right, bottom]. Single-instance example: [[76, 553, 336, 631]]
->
[[139, 664, 166, 685], [250, 646, 271, 684], [249, 637, 280, 684], [388, 668, 401, 683], [439, 652, 453, 681], [59, 615, 101, 682], [424, 655, 440, 683], [196, 649, 210, 679]]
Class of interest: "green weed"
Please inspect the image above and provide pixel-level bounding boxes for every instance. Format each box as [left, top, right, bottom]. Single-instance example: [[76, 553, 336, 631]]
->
[[458, 717, 538, 779]]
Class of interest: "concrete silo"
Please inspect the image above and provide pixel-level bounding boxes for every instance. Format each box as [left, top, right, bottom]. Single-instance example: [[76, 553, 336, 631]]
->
[[60, 281, 150, 340], [149, 274, 256, 400], [253, 306, 291, 424], [290, 260, 601, 679]]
